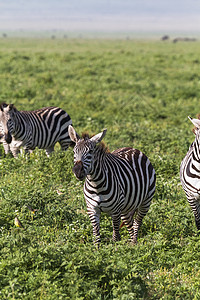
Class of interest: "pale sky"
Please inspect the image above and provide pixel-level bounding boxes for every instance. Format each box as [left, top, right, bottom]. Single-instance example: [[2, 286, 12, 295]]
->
[[0, 0, 200, 33]]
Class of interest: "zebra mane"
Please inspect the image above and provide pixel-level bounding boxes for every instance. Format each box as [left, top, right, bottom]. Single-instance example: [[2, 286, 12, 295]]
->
[[81, 132, 109, 153], [82, 132, 90, 140]]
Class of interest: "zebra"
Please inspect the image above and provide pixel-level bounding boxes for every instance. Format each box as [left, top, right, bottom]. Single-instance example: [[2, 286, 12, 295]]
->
[[0, 103, 74, 157], [68, 125, 156, 246], [180, 116, 200, 230]]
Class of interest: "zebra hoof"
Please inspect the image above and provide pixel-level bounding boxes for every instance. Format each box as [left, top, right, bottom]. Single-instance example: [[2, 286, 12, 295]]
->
[[195, 221, 200, 231], [130, 238, 137, 246]]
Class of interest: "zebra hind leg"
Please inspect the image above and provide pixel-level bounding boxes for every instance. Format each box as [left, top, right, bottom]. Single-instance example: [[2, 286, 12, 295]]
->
[[120, 209, 136, 228], [59, 140, 69, 151], [45, 146, 54, 157], [23, 148, 33, 159], [132, 199, 152, 245], [121, 210, 136, 242], [188, 198, 200, 230], [111, 214, 121, 242]]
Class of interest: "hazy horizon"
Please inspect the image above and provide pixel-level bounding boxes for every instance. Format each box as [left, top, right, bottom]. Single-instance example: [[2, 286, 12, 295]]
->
[[0, 0, 200, 37]]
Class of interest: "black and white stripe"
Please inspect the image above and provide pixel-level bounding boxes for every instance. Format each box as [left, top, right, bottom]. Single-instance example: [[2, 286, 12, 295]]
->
[[180, 116, 200, 230], [69, 125, 156, 246], [0, 103, 73, 157], [0, 122, 11, 154], [0, 121, 29, 155]]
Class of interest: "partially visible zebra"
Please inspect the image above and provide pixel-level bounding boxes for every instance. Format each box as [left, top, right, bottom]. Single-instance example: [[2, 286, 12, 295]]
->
[[180, 116, 200, 230], [68, 125, 156, 246], [0, 103, 74, 157]]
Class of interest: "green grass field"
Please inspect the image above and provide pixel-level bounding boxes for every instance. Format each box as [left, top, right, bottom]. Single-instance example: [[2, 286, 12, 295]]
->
[[1, 38, 200, 299]]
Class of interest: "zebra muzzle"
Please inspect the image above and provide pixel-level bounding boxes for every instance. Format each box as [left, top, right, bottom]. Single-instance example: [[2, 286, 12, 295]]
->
[[5, 132, 12, 144], [73, 161, 85, 180]]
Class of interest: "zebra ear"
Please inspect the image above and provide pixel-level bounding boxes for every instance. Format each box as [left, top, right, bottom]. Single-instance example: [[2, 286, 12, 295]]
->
[[90, 129, 107, 144], [9, 104, 17, 112], [9, 104, 14, 111], [68, 125, 80, 143], [0, 102, 8, 111], [188, 116, 200, 129]]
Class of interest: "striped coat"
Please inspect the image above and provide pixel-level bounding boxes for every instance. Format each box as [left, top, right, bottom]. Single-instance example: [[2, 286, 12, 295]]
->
[[0, 122, 11, 154], [69, 125, 156, 246], [180, 116, 200, 229], [0, 103, 73, 157], [0, 121, 31, 155]]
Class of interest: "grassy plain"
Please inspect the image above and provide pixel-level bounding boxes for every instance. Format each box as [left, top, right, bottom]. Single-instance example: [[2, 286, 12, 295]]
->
[[0, 38, 200, 299]]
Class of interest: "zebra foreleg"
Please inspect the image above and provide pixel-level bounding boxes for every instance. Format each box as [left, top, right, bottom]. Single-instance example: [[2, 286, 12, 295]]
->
[[111, 214, 121, 242], [88, 209, 101, 247], [2, 141, 11, 155], [10, 146, 20, 158], [188, 198, 200, 230]]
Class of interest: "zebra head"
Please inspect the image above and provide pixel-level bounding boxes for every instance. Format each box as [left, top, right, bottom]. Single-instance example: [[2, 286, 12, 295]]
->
[[0, 103, 15, 144], [68, 125, 107, 180], [188, 116, 200, 136]]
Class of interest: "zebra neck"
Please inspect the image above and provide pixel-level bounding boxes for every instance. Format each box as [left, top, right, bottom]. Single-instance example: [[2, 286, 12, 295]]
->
[[13, 112, 26, 134], [191, 138, 200, 168], [86, 150, 107, 186]]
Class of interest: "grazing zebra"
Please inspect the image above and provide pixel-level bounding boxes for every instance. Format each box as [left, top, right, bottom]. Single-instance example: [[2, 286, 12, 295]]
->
[[180, 116, 200, 230], [68, 125, 156, 246], [0, 103, 74, 157]]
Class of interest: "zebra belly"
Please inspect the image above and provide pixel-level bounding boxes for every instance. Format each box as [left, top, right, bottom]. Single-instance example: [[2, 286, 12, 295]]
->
[[85, 189, 140, 216], [84, 178, 147, 215], [85, 193, 121, 213], [182, 179, 200, 199], [85, 193, 143, 217]]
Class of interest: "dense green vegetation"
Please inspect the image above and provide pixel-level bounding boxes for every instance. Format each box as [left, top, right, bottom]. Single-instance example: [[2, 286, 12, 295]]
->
[[0, 38, 200, 299]]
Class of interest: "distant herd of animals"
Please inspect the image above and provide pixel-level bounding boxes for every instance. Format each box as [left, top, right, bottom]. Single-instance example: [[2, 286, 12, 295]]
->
[[0, 102, 200, 247], [161, 35, 197, 43]]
